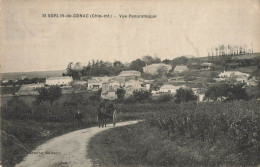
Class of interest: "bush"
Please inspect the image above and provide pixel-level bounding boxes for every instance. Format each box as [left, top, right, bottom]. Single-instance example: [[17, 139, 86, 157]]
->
[[2, 97, 32, 120], [63, 92, 89, 106], [174, 87, 197, 103], [157, 94, 174, 103], [89, 89, 102, 101], [122, 96, 137, 104], [204, 83, 249, 101], [116, 88, 126, 100], [133, 90, 151, 102]]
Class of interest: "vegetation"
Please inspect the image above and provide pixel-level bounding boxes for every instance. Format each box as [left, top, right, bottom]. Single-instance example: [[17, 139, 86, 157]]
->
[[35, 86, 62, 105], [89, 89, 102, 102], [116, 88, 126, 101], [0, 86, 21, 95], [89, 100, 260, 166], [1, 93, 100, 167], [0, 78, 46, 87], [157, 94, 174, 103], [132, 90, 151, 102], [204, 83, 249, 101], [174, 87, 197, 103]]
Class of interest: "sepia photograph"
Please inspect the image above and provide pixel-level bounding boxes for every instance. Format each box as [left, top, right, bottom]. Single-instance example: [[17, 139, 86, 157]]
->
[[0, 0, 259, 166]]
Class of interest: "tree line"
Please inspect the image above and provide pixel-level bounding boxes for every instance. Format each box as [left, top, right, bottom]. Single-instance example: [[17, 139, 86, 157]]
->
[[63, 55, 198, 79], [208, 43, 253, 57]]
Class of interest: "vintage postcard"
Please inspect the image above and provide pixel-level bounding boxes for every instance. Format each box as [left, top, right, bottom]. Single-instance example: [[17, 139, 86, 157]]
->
[[0, 0, 259, 166]]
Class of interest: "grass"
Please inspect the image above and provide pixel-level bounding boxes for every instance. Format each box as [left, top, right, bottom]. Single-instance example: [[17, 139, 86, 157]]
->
[[0, 86, 21, 95], [88, 122, 256, 167]]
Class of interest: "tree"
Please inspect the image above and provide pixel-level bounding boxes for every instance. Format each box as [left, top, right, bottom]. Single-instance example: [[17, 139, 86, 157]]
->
[[116, 88, 126, 100], [174, 88, 197, 103], [65, 62, 81, 80], [48, 86, 62, 105], [204, 84, 228, 101], [157, 66, 168, 76], [130, 59, 146, 72], [162, 59, 171, 64], [133, 90, 151, 102], [36, 86, 62, 105], [171, 56, 188, 68], [204, 83, 249, 101], [142, 56, 161, 65], [226, 83, 249, 101]]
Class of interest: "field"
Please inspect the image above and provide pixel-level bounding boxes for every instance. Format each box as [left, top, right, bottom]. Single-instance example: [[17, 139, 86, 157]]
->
[[1, 79, 259, 166], [88, 100, 260, 166]]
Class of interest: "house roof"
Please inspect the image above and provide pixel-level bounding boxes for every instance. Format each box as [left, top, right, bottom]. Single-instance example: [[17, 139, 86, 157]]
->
[[118, 70, 140, 76], [174, 65, 188, 71], [219, 71, 250, 77], [202, 62, 212, 66], [46, 76, 72, 80], [145, 63, 171, 68], [74, 81, 87, 85]]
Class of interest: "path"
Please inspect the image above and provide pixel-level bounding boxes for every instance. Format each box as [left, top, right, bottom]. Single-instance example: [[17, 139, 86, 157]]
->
[[16, 120, 139, 167]]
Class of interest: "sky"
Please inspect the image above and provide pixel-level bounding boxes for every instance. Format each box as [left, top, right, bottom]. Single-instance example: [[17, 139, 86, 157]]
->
[[1, 0, 260, 73]]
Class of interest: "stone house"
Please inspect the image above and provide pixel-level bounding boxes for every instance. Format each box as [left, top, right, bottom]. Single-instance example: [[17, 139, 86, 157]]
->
[[174, 65, 188, 73], [46, 76, 73, 86], [143, 63, 172, 75]]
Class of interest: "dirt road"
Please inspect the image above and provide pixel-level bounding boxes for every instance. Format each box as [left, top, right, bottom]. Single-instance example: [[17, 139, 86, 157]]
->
[[16, 120, 139, 167]]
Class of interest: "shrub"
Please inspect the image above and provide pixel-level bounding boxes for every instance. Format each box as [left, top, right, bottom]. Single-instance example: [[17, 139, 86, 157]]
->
[[2, 97, 32, 120], [116, 88, 126, 100], [63, 92, 88, 106], [89, 89, 102, 101], [133, 90, 151, 102], [174, 87, 197, 103], [123, 96, 137, 104], [204, 83, 249, 101], [157, 94, 174, 103]]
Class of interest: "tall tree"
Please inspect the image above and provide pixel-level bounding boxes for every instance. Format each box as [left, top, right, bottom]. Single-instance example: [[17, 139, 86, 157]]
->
[[142, 56, 161, 65], [130, 59, 146, 72]]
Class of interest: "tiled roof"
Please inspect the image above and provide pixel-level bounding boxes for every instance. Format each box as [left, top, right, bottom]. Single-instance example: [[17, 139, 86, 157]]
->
[[144, 63, 171, 68]]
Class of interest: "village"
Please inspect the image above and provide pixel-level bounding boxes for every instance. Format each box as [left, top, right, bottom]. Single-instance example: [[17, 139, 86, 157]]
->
[[1, 52, 259, 102], [1, 1, 260, 166]]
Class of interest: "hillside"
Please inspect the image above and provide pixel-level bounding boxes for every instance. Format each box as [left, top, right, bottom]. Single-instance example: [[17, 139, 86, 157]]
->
[[193, 52, 260, 62]]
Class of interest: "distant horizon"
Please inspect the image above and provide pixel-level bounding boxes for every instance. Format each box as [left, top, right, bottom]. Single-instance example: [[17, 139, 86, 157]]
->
[[1, 52, 259, 74], [0, 69, 66, 74]]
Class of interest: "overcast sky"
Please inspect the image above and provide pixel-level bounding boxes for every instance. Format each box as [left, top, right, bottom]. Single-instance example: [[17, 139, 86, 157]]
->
[[1, 0, 260, 73]]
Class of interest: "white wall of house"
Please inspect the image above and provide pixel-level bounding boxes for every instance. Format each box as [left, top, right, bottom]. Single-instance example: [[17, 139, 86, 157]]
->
[[46, 77, 73, 86]]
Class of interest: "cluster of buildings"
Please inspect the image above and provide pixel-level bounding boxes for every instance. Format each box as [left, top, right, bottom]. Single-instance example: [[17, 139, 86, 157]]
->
[[142, 63, 190, 74], [216, 70, 257, 86], [10, 61, 258, 101], [87, 71, 150, 100]]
